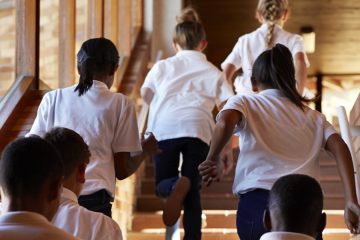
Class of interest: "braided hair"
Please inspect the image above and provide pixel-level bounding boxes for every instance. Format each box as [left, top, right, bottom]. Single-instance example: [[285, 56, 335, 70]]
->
[[75, 38, 119, 96], [257, 0, 289, 49], [173, 7, 206, 50]]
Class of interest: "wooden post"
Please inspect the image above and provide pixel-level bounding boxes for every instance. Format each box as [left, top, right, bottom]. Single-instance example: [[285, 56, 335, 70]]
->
[[119, 0, 132, 55], [59, 0, 76, 87], [104, 0, 119, 44], [15, 0, 39, 82], [87, 0, 104, 38], [135, 0, 143, 28]]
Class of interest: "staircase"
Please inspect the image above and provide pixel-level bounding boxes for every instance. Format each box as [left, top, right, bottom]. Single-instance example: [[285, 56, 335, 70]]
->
[[128, 149, 354, 239]]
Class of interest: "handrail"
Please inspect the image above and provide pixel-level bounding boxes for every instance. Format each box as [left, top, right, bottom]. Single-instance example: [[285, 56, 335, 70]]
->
[[0, 75, 35, 130]]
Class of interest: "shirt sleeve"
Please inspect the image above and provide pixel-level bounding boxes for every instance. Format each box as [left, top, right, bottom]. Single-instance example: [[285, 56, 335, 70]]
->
[[216, 95, 247, 134], [291, 35, 310, 68], [215, 72, 234, 107], [111, 97, 142, 153], [141, 61, 162, 93], [323, 119, 337, 142], [26, 92, 54, 138], [221, 38, 243, 70]]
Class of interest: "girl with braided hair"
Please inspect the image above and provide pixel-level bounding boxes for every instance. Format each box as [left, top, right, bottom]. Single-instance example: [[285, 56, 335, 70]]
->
[[222, 0, 309, 95]]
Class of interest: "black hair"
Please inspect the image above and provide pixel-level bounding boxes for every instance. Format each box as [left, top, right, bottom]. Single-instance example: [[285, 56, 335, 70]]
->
[[44, 127, 90, 179], [269, 174, 323, 233], [251, 44, 312, 110], [0, 137, 64, 197], [75, 37, 119, 96], [173, 8, 206, 50]]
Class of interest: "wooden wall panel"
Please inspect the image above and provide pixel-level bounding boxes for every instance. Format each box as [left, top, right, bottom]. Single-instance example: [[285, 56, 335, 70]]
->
[[192, 0, 360, 75]]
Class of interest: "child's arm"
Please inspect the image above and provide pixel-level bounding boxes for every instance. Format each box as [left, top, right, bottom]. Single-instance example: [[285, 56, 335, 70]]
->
[[199, 109, 242, 186], [114, 133, 158, 180], [223, 63, 237, 86], [294, 52, 307, 95], [325, 133, 360, 233], [141, 87, 154, 105]]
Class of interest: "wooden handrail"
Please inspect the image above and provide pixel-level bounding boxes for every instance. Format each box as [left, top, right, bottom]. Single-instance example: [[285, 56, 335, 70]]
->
[[0, 75, 35, 130]]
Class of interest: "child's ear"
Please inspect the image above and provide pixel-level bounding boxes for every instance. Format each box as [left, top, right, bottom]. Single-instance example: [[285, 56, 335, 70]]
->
[[47, 176, 63, 201], [77, 162, 87, 184], [263, 208, 272, 230], [255, 11, 264, 23], [282, 9, 289, 22], [251, 78, 259, 92], [317, 212, 326, 233], [198, 40, 208, 52]]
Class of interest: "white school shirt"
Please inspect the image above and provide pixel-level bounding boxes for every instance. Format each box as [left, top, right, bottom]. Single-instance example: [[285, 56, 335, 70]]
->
[[28, 80, 142, 197], [260, 232, 315, 240], [218, 89, 336, 195], [52, 188, 122, 240], [221, 24, 309, 93], [0, 211, 78, 240], [141, 50, 234, 144]]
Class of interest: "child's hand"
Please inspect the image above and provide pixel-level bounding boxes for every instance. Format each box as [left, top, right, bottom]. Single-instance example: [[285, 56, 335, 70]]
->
[[345, 201, 360, 234], [199, 158, 223, 187], [141, 132, 161, 155], [219, 144, 235, 175]]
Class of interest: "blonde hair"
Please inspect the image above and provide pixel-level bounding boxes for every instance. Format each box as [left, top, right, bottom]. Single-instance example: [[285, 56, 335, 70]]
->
[[257, 0, 289, 48], [173, 8, 206, 50]]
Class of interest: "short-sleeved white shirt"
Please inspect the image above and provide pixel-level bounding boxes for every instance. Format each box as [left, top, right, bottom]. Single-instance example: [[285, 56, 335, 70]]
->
[[221, 24, 309, 93], [142, 50, 234, 144], [28, 81, 142, 197], [52, 188, 122, 240], [0, 211, 78, 240], [260, 232, 315, 240], [218, 89, 336, 195]]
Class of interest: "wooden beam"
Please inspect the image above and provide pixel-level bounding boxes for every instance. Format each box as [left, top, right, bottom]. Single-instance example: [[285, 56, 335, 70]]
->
[[87, 0, 104, 38], [104, 0, 118, 44], [135, 0, 143, 28], [15, 0, 38, 79], [59, 0, 76, 87], [119, 0, 132, 55]]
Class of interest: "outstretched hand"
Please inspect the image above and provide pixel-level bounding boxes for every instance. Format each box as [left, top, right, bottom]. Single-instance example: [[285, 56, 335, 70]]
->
[[198, 158, 223, 187], [345, 201, 360, 234], [141, 132, 161, 156]]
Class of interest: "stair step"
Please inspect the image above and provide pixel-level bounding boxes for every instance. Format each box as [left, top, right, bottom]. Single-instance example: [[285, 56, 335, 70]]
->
[[137, 194, 238, 211]]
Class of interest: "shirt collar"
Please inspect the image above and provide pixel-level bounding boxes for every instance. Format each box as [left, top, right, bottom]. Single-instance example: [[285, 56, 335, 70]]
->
[[259, 89, 285, 98], [61, 187, 78, 203], [175, 50, 207, 60], [260, 23, 283, 32], [92, 80, 110, 90], [260, 232, 315, 240]]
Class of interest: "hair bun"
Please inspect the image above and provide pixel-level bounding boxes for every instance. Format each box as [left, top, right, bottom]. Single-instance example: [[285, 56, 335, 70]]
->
[[176, 7, 200, 23]]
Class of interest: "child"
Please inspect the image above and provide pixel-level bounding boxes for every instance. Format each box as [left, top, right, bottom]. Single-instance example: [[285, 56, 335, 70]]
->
[[0, 137, 77, 240], [261, 174, 326, 240], [46, 127, 123, 240], [27, 38, 157, 217], [141, 8, 234, 240], [222, 0, 308, 95], [199, 44, 360, 240]]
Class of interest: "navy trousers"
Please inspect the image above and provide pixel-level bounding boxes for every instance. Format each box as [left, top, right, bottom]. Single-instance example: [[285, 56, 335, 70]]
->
[[78, 189, 113, 218], [153, 137, 209, 240]]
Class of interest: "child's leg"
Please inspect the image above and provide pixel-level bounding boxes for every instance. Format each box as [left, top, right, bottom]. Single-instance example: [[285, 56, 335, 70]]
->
[[153, 139, 182, 198], [236, 189, 269, 240], [181, 138, 209, 240]]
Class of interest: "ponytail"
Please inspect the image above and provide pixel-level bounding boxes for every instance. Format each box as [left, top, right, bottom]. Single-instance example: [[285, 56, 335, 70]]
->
[[75, 38, 119, 96], [173, 7, 206, 50], [257, 0, 288, 48], [252, 44, 312, 110]]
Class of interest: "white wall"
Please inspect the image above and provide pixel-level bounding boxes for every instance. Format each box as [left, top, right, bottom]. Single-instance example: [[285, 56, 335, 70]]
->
[[146, 0, 183, 61]]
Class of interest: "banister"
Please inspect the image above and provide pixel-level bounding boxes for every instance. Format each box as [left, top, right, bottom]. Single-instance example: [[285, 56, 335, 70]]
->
[[0, 75, 35, 130]]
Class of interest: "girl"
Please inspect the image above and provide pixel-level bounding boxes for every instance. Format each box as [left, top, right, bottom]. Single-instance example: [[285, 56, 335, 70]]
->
[[28, 38, 157, 217], [222, 0, 308, 95], [199, 44, 360, 240], [141, 8, 234, 240]]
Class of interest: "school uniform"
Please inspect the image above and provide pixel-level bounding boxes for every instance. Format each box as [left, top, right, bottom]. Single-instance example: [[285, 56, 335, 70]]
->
[[0, 211, 78, 240], [260, 232, 315, 240], [221, 24, 309, 93], [218, 89, 335, 240], [142, 50, 233, 240], [52, 188, 123, 240], [28, 80, 142, 217]]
